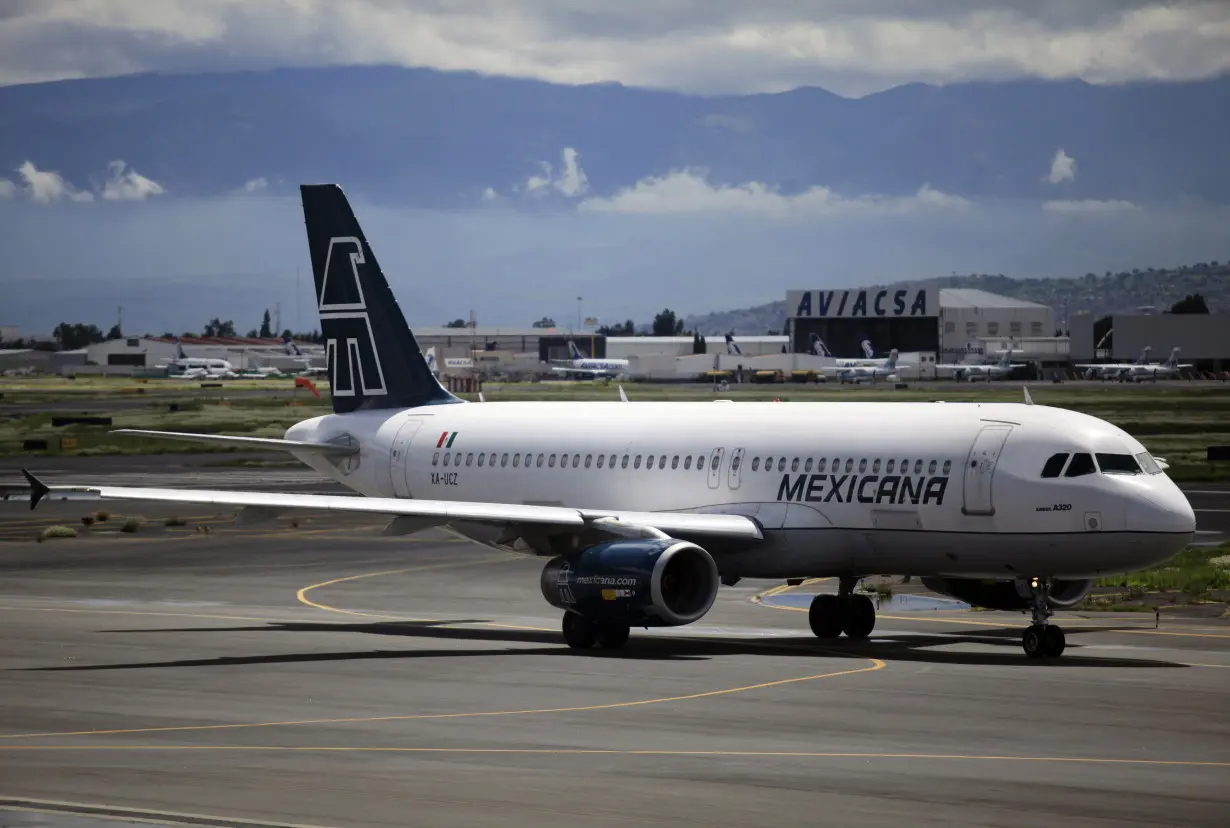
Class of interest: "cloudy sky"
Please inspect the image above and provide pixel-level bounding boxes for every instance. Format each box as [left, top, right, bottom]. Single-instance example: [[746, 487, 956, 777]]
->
[[1, 0, 1229, 95]]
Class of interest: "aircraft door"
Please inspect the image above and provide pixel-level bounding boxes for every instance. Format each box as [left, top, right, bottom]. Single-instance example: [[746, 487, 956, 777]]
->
[[707, 447, 724, 489], [962, 424, 1012, 516], [728, 447, 745, 490], [390, 419, 423, 498]]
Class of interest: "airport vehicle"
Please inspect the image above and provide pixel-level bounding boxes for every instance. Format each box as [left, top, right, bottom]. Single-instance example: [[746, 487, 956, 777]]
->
[[22, 184, 1196, 659], [1076, 347, 1152, 381], [823, 349, 902, 384], [550, 340, 629, 379], [936, 350, 1026, 382]]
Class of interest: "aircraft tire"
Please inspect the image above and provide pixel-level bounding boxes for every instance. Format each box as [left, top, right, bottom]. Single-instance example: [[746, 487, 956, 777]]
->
[[596, 623, 630, 649], [808, 594, 844, 638], [1022, 625, 1046, 659], [1043, 625, 1066, 658], [841, 594, 876, 639], [562, 612, 597, 649]]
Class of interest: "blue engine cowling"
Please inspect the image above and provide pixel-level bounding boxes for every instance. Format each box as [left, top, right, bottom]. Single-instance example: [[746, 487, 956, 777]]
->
[[540, 538, 720, 627]]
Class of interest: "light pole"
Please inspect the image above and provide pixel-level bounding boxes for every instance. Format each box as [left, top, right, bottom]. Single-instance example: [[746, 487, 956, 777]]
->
[[576, 296, 582, 334]]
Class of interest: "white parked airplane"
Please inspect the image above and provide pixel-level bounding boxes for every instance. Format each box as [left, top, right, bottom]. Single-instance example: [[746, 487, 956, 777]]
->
[[21, 184, 1196, 660], [1076, 347, 1152, 381], [936, 351, 1027, 382], [159, 339, 238, 379], [1123, 347, 1193, 382], [551, 340, 629, 379], [823, 349, 902, 384]]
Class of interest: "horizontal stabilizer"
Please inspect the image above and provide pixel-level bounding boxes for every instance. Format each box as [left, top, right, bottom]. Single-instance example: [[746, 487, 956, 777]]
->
[[110, 429, 358, 455]]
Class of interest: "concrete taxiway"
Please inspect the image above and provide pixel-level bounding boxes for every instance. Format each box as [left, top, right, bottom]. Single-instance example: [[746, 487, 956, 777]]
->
[[1, 498, 1228, 828]]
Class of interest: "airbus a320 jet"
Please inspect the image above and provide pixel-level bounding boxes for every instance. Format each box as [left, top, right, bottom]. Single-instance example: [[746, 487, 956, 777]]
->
[[22, 185, 1196, 660]]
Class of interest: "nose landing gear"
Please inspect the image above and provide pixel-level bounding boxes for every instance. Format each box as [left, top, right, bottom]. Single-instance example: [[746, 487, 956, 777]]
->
[[1022, 576, 1066, 659]]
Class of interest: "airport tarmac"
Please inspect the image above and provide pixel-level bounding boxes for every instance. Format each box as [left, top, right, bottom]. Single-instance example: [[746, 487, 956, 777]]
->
[[1, 497, 1229, 828]]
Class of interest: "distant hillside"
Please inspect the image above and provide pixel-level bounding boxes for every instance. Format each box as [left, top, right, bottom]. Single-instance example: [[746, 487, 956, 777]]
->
[[682, 261, 1230, 334]]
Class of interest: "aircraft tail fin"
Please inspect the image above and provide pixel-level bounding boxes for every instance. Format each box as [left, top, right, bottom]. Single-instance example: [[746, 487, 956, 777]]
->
[[300, 184, 461, 414], [568, 339, 585, 360], [809, 333, 830, 357], [861, 339, 873, 359], [885, 349, 898, 369], [1165, 346, 1180, 368]]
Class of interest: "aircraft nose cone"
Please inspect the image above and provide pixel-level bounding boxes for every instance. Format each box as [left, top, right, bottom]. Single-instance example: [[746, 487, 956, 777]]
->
[[1127, 487, 1196, 535]]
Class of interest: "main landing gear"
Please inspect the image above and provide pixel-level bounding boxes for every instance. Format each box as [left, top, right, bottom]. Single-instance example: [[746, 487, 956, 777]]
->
[[808, 577, 876, 640], [561, 612, 630, 650], [1022, 577, 1066, 659]]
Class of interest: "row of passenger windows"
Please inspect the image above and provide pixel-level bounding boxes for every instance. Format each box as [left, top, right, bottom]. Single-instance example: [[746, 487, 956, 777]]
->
[[433, 450, 714, 470], [1039, 451, 1159, 478], [750, 455, 952, 476]]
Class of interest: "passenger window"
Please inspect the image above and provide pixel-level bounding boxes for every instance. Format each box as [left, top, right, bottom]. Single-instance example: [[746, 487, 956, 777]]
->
[[1065, 453, 1096, 477], [914, 460, 923, 475], [791, 458, 799, 472], [572, 455, 580, 468], [536, 454, 544, 468], [698, 455, 706, 471], [659, 455, 667, 469], [634, 455, 642, 469], [942, 460, 951, 475], [513, 454, 520, 467], [478, 453, 485, 467], [1040, 453, 1068, 478], [845, 459, 853, 473], [466, 452, 474, 466], [886, 459, 894, 473], [776, 458, 785, 472], [732, 454, 741, 472], [501, 453, 509, 467], [432, 452, 439, 466], [671, 455, 679, 469], [901, 459, 908, 472], [752, 457, 760, 472], [818, 459, 827, 473], [596, 455, 604, 469], [858, 459, 867, 473], [621, 455, 629, 469], [804, 458, 813, 473], [443, 453, 451, 467], [928, 460, 936, 474], [872, 459, 880, 473], [1097, 454, 1141, 475], [609, 454, 616, 468], [548, 454, 556, 468], [766, 456, 774, 471], [684, 456, 693, 470]]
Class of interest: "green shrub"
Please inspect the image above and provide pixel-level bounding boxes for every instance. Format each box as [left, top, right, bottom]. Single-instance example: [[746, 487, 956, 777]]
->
[[39, 525, 78, 541], [120, 517, 142, 533]]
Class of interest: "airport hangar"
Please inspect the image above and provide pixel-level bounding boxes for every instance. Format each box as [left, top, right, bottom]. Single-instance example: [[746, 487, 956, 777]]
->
[[1069, 311, 1230, 373]]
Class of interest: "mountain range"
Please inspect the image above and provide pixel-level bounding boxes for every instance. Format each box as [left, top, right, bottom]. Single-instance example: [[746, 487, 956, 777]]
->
[[682, 262, 1230, 336], [1, 66, 1229, 205]]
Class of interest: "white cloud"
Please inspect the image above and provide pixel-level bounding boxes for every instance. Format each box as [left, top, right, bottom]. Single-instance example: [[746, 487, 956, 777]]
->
[[1043, 199, 1140, 213], [579, 169, 970, 217], [14, 161, 94, 202], [100, 160, 165, 201], [1048, 148, 1077, 184], [2, 2, 1229, 95], [241, 177, 268, 193], [480, 186, 498, 201], [521, 147, 589, 198], [0, 178, 15, 199]]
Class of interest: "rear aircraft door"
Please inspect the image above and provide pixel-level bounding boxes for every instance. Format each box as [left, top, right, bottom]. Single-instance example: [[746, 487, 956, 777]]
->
[[962, 424, 1012, 516], [707, 447, 724, 489], [727, 447, 745, 490], [390, 419, 423, 498]]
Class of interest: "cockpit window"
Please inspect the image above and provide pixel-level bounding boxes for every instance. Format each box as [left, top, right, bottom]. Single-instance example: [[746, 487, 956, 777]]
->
[[1135, 452, 1163, 475], [1065, 452, 1096, 477], [1040, 453, 1069, 478], [1096, 453, 1141, 475]]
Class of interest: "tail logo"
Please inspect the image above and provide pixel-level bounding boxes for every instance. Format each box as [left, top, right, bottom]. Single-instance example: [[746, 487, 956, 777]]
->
[[319, 236, 388, 398]]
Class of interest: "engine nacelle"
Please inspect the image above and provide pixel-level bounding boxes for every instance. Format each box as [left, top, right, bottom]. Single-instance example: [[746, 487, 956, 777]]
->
[[920, 577, 1093, 611], [541, 538, 720, 627]]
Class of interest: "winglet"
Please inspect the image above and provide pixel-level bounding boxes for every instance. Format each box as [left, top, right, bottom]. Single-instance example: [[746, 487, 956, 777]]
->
[[618, 385, 629, 402], [21, 468, 49, 511], [1023, 387, 1034, 405], [478, 391, 485, 402]]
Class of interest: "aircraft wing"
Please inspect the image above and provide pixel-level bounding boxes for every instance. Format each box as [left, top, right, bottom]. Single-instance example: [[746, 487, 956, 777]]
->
[[20, 471, 764, 542], [110, 429, 358, 455]]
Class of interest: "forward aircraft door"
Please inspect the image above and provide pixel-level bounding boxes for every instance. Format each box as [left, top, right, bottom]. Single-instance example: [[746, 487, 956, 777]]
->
[[727, 447, 745, 490], [962, 424, 1012, 516], [707, 447, 724, 489], [390, 419, 423, 498]]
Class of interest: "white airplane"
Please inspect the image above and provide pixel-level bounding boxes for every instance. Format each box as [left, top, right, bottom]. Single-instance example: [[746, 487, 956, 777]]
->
[[1075, 347, 1153, 381], [1123, 347, 1193, 382], [937, 351, 1027, 382], [21, 184, 1196, 660], [823, 349, 902, 384], [551, 340, 629, 379], [283, 334, 328, 378], [159, 339, 238, 378]]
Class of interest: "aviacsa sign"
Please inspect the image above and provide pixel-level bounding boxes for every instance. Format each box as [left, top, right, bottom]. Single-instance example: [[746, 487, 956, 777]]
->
[[788, 287, 936, 319]]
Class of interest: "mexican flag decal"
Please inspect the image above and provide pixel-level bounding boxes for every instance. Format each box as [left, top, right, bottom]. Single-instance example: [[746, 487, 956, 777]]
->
[[436, 431, 459, 448]]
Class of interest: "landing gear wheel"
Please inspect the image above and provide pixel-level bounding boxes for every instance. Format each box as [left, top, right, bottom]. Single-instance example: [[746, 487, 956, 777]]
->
[[1043, 625, 1066, 658], [841, 594, 876, 639], [808, 594, 844, 638], [1022, 624, 1046, 659], [596, 623, 630, 649], [562, 612, 597, 649]]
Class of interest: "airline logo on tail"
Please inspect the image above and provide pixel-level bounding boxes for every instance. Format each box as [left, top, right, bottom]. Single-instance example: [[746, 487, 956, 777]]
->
[[319, 236, 389, 398]]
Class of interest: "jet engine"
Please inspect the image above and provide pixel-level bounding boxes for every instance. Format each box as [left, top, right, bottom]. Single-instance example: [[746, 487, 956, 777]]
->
[[541, 538, 720, 627], [920, 577, 1093, 610]]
